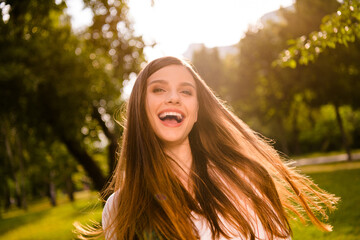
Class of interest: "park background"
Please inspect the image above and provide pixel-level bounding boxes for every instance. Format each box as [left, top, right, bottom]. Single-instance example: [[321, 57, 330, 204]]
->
[[0, 0, 359, 239]]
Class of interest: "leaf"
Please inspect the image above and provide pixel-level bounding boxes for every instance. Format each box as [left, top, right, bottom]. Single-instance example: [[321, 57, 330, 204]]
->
[[288, 59, 297, 69]]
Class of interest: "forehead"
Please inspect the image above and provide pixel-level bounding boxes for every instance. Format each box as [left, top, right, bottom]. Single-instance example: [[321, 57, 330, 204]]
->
[[147, 65, 196, 86]]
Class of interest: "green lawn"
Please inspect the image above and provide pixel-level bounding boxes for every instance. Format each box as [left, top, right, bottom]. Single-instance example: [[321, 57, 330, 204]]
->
[[0, 165, 359, 240], [0, 191, 103, 240], [291, 167, 360, 240]]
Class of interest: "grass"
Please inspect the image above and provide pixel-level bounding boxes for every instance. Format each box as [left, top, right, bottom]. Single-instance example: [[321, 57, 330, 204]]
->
[[0, 191, 103, 240], [291, 167, 360, 240], [298, 160, 360, 173], [1, 164, 359, 240]]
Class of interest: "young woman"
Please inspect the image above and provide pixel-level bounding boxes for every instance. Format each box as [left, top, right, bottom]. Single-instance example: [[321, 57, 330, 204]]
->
[[100, 56, 338, 240]]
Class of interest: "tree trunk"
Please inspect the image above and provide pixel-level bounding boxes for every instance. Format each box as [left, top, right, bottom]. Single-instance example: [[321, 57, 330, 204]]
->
[[60, 136, 106, 191], [334, 104, 352, 161], [16, 132, 27, 210], [4, 127, 22, 209], [92, 106, 118, 174], [41, 90, 107, 192], [66, 175, 75, 202], [49, 171, 57, 207], [275, 116, 289, 155], [3, 183, 11, 211]]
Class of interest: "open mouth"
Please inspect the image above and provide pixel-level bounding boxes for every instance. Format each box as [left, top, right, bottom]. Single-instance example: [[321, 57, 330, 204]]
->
[[158, 112, 184, 124]]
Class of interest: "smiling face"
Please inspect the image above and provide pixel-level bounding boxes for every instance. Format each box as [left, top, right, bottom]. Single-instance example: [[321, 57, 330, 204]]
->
[[146, 65, 198, 147]]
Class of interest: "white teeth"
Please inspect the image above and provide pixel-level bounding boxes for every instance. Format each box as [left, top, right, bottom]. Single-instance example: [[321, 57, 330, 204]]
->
[[159, 112, 183, 120]]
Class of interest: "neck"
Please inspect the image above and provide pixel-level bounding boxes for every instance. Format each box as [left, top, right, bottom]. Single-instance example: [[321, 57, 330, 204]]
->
[[164, 138, 193, 191]]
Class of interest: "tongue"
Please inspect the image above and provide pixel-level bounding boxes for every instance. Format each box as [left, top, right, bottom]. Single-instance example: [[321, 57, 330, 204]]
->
[[163, 118, 178, 124]]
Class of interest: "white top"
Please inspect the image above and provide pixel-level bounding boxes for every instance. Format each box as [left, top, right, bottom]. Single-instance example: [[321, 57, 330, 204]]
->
[[102, 192, 291, 240]]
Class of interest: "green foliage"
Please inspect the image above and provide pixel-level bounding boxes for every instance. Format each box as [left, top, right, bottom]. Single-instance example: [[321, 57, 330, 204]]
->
[[294, 105, 360, 153], [272, 1, 360, 158], [0, 0, 146, 211], [276, 0, 360, 67], [227, 0, 360, 155], [0, 0, 106, 192]]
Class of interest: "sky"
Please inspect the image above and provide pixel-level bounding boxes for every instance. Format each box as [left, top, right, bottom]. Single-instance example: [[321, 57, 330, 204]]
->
[[65, 0, 295, 99], [66, 0, 294, 61]]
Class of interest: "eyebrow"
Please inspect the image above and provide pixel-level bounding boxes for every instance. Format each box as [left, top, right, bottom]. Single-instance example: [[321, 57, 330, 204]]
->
[[148, 79, 196, 89]]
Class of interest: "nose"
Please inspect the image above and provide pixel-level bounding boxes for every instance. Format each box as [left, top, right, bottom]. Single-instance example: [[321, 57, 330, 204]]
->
[[166, 90, 180, 104]]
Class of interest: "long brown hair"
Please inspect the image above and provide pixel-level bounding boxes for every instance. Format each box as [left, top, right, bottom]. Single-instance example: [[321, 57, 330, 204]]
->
[[82, 56, 338, 239]]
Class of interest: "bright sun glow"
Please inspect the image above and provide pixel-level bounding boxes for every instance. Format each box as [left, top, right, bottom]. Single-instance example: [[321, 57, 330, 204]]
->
[[67, 0, 294, 61], [128, 0, 294, 60]]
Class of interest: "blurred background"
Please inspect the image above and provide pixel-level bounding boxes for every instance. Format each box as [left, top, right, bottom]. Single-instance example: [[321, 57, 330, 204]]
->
[[0, 0, 359, 239]]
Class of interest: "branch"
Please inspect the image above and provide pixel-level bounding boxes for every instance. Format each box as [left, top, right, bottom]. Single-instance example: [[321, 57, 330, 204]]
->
[[274, 0, 360, 68]]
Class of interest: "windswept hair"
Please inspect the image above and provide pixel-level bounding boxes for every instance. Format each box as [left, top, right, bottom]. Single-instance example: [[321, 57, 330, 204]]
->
[[77, 56, 338, 240]]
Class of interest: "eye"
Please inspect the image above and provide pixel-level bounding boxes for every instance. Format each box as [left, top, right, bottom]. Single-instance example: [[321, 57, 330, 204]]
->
[[153, 88, 165, 93], [181, 90, 193, 96]]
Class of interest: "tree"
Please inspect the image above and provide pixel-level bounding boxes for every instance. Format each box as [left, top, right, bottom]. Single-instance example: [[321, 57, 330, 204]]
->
[[276, 0, 360, 67], [230, 0, 340, 155], [0, 0, 146, 202], [192, 45, 226, 96], [275, 0, 360, 160], [82, 0, 145, 173]]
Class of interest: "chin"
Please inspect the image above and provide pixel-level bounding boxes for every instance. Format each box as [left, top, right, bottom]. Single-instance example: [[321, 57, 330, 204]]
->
[[160, 135, 187, 146]]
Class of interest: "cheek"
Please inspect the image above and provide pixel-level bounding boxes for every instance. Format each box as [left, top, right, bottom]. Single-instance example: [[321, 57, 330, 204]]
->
[[145, 95, 161, 126], [145, 101, 150, 118], [195, 107, 198, 122], [145, 94, 155, 114], [145, 102, 157, 133], [189, 100, 199, 122], [145, 98, 154, 124]]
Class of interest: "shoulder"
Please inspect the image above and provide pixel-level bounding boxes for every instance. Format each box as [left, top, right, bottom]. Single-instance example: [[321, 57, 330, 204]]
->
[[102, 192, 119, 231]]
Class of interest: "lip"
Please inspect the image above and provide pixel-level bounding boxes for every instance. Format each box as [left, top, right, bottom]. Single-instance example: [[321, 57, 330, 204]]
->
[[157, 108, 186, 127]]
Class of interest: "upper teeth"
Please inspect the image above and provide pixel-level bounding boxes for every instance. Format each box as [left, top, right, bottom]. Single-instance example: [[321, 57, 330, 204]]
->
[[159, 112, 183, 120]]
